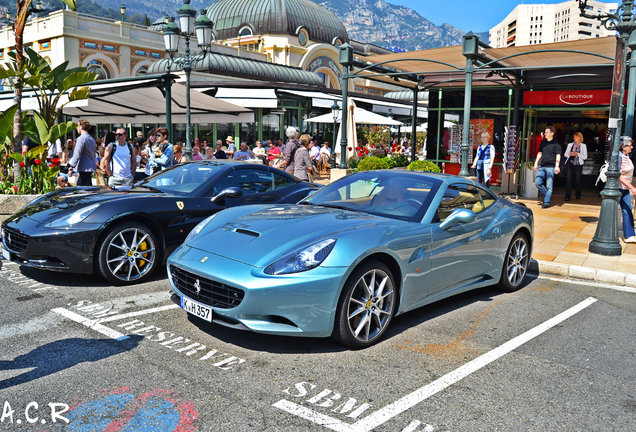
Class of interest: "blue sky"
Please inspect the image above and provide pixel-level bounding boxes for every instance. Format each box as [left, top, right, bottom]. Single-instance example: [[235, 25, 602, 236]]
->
[[391, 0, 553, 31]]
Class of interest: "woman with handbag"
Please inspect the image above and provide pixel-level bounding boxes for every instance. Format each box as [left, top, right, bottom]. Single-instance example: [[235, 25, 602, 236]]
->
[[563, 132, 588, 201], [618, 136, 636, 243]]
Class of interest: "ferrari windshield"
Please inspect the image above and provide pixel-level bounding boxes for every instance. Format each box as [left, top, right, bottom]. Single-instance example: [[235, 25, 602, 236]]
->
[[303, 171, 441, 221], [138, 162, 224, 194]]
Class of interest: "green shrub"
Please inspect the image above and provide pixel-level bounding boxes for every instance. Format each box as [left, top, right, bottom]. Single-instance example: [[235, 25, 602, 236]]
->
[[357, 156, 390, 171], [406, 160, 441, 173], [348, 156, 360, 170], [390, 153, 410, 168]]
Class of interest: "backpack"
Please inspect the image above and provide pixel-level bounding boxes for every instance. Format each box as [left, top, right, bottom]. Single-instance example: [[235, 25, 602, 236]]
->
[[108, 141, 135, 176]]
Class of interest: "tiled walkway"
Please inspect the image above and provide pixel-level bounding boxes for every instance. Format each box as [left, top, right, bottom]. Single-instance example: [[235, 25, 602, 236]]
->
[[511, 195, 636, 275]]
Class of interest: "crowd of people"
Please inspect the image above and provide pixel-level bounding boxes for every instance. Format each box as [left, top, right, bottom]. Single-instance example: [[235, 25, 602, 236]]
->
[[41, 121, 342, 189]]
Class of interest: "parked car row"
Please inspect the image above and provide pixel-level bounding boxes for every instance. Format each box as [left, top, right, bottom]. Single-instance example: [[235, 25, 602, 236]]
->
[[2, 161, 533, 347]]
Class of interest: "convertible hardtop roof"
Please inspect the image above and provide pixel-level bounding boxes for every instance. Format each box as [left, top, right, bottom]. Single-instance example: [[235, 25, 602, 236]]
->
[[365, 169, 478, 185]]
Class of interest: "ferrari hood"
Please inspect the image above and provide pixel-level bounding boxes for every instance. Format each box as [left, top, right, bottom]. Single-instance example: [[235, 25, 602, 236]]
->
[[186, 204, 384, 267], [9, 187, 164, 224]]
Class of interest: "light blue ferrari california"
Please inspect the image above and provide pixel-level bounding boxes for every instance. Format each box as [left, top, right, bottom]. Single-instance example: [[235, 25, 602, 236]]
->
[[167, 170, 533, 348]]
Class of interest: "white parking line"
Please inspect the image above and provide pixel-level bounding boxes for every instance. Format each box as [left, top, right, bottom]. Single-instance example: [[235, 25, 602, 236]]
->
[[52, 307, 129, 341], [274, 297, 598, 432]]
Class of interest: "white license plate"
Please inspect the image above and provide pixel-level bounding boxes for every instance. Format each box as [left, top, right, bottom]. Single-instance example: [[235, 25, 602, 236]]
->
[[181, 295, 212, 322]]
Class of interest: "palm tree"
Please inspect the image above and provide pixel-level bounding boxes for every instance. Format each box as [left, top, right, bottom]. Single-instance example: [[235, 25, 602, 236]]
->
[[10, 1, 77, 169]]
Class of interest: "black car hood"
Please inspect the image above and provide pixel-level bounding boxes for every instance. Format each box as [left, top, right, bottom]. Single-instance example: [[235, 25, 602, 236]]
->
[[8, 186, 165, 224]]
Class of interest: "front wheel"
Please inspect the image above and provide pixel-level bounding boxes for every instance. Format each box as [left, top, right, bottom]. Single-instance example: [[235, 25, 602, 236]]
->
[[97, 222, 160, 285], [498, 233, 530, 292], [333, 261, 396, 348]]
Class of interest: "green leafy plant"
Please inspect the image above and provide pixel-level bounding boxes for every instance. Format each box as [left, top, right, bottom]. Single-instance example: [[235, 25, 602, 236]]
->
[[390, 153, 410, 168], [363, 126, 390, 148], [0, 46, 95, 194], [357, 156, 390, 171], [406, 160, 441, 173]]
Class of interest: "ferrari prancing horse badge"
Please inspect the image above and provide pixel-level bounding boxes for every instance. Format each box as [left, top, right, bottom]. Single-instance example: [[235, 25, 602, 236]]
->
[[176, 201, 184, 210]]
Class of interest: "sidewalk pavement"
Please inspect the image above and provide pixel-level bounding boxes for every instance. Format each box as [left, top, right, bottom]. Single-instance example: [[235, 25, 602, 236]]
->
[[314, 174, 636, 288], [511, 195, 636, 288]]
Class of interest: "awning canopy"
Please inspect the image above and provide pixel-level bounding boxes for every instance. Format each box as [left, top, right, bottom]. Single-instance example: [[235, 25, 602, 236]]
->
[[63, 77, 253, 123], [213, 87, 278, 108], [306, 106, 402, 125]]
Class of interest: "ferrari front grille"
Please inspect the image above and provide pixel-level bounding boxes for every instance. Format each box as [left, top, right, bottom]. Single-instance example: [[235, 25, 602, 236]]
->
[[4, 227, 28, 253], [170, 265, 244, 309]]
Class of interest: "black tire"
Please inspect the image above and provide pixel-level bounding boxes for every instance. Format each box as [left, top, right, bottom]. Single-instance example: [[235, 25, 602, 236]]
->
[[333, 260, 396, 348], [97, 222, 160, 285], [498, 232, 530, 292]]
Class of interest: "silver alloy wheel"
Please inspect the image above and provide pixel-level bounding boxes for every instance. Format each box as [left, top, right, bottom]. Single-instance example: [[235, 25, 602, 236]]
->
[[105, 227, 157, 281], [506, 236, 528, 287], [346, 268, 395, 342]]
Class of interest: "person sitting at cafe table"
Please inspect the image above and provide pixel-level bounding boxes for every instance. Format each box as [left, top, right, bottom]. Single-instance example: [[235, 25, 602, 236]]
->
[[234, 142, 255, 161]]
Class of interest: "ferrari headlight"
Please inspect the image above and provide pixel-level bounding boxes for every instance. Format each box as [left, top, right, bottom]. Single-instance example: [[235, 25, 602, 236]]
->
[[185, 214, 217, 244], [45, 203, 100, 228], [264, 238, 336, 275]]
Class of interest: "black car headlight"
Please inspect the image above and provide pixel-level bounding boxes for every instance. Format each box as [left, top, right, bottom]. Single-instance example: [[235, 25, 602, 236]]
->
[[264, 238, 336, 275], [45, 203, 100, 228]]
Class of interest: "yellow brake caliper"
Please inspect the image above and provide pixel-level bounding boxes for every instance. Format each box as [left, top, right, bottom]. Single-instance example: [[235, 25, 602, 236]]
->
[[139, 241, 148, 267]]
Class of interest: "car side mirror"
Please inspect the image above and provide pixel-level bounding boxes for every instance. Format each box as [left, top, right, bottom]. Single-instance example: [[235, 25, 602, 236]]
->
[[439, 208, 476, 230], [211, 187, 243, 204]]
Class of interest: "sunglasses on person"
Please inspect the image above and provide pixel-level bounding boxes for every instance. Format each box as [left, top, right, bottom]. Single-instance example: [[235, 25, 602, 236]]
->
[[115, 133, 125, 137]]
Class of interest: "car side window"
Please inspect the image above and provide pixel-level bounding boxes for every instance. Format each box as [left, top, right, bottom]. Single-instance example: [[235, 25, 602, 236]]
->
[[434, 184, 483, 222], [477, 187, 497, 212], [272, 172, 293, 191], [213, 169, 272, 195]]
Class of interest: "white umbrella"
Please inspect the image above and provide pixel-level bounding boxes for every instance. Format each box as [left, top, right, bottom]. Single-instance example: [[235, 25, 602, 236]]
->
[[334, 99, 360, 162], [398, 121, 456, 133], [306, 105, 402, 125]]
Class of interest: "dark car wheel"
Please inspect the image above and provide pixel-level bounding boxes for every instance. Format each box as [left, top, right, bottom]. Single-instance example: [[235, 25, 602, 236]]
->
[[97, 222, 160, 285], [498, 232, 530, 292], [333, 260, 396, 348]]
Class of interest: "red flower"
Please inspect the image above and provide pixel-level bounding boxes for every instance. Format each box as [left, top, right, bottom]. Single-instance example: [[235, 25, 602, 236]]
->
[[34, 159, 41, 165], [19, 162, 25, 168], [347, 147, 352, 151], [355, 146, 360, 151], [364, 148, 369, 154], [12, 186, 18, 192], [358, 152, 364, 157], [49, 163, 56, 168], [52, 157, 60, 165]]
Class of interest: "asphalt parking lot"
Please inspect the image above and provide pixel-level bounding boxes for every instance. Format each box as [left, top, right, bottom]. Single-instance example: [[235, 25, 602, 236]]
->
[[0, 260, 634, 432]]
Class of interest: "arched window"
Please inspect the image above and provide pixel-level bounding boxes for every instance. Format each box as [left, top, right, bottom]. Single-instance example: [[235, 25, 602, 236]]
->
[[135, 66, 148, 76], [86, 60, 111, 80], [238, 26, 253, 37]]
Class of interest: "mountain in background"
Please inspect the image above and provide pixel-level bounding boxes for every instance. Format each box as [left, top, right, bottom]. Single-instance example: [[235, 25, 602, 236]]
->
[[314, 0, 489, 51], [0, 0, 489, 49]]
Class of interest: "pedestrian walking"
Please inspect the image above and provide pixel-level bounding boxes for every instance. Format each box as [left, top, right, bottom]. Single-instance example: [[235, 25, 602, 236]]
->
[[281, 126, 299, 174], [101, 127, 137, 188], [294, 134, 315, 181], [69, 119, 97, 186], [563, 132, 588, 201], [534, 126, 561, 208], [618, 136, 636, 243], [148, 128, 174, 173]]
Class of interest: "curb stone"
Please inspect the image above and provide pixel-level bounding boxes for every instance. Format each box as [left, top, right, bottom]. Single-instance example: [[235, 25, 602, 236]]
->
[[532, 259, 636, 288]]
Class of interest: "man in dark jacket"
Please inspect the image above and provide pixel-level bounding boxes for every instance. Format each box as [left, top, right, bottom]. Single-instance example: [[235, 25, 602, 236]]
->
[[533, 125, 561, 208]]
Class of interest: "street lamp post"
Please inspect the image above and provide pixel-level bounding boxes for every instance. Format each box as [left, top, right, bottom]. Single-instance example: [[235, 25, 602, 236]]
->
[[331, 101, 339, 168], [339, 43, 353, 169], [120, 4, 126, 22], [461, 31, 479, 177], [579, 0, 636, 255], [162, 0, 213, 160]]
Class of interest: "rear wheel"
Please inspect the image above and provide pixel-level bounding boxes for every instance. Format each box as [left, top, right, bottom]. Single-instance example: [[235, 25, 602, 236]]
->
[[97, 222, 159, 285], [333, 261, 396, 348], [498, 233, 529, 292]]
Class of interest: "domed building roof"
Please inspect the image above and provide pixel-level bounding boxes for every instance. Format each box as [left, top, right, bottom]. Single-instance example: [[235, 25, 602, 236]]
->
[[206, 0, 349, 45]]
